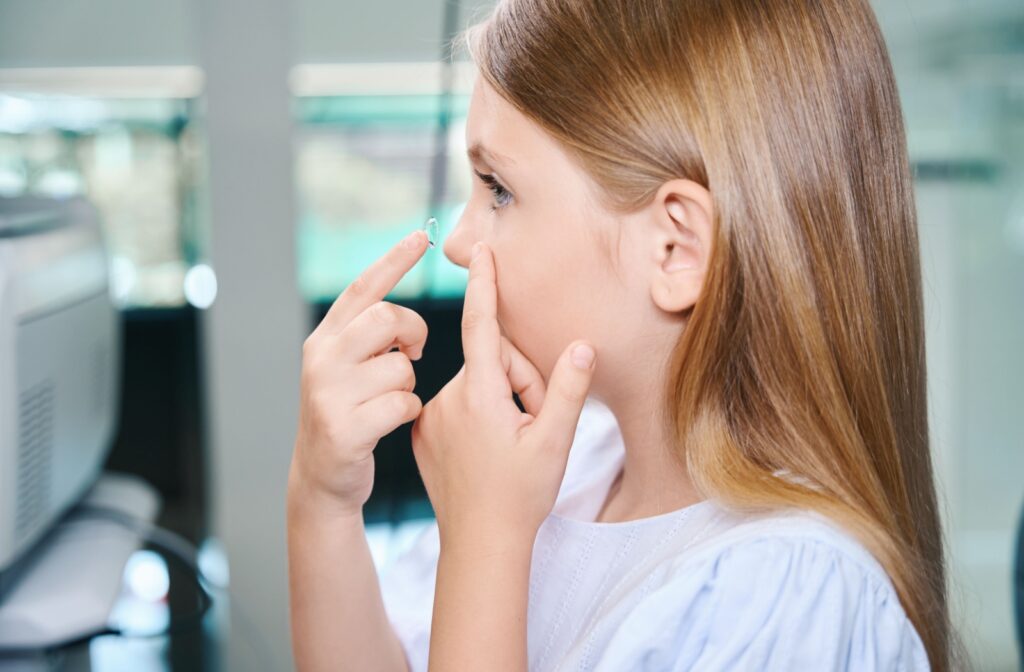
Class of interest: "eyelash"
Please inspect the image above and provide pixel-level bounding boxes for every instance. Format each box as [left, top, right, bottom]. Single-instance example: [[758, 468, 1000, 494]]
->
[[473, 169, 513, 211]]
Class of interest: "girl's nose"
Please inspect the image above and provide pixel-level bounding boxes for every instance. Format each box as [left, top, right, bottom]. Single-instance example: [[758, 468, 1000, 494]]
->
[[443, 218, 476, 270]]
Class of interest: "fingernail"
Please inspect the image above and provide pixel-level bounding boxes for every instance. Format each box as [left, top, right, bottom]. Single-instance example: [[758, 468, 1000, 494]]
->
[[403, 231, 422, 249], [571, 343, 595, 369], [471, 242, 483, 260]]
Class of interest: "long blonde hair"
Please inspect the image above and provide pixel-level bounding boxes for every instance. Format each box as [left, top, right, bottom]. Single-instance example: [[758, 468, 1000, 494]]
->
[[458, 1, 966, 669]]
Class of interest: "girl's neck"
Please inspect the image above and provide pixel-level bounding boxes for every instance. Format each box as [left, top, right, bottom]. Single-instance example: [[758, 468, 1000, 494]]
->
[[594, 468, 703, 523], [592, 400, 703, 523]]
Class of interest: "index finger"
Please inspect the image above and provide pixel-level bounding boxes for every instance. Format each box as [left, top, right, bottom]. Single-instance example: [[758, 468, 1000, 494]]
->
[[319, 229, 427, 335], [462, 242, 506, 397]]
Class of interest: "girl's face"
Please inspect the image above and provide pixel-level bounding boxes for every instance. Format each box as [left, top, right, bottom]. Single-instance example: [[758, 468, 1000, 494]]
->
[[443, 75, 635, 390]]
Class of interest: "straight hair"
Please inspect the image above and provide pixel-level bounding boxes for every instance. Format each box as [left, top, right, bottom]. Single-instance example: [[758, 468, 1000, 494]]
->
[[457, 1, 969, 669]]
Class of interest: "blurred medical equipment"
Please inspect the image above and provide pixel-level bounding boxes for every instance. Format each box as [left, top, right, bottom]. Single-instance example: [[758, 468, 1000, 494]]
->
[[0, 195, 177, 659], [0, 194, 121, 582], [0, 473, 160, 652]]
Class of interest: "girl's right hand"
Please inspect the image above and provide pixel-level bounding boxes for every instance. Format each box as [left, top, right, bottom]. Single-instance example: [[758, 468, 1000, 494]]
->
[[289, 229, 430, 518]]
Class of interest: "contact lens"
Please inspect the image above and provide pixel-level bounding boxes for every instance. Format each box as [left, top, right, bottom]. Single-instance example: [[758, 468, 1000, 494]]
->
[[423, 217, 439, 249]]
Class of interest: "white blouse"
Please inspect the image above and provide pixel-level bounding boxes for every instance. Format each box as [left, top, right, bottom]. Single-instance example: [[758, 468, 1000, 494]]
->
[[378, 397, 931, 671]]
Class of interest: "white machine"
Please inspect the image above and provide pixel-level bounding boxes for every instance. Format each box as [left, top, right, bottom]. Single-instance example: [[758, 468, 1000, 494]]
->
[[0, 195, 122, 588]]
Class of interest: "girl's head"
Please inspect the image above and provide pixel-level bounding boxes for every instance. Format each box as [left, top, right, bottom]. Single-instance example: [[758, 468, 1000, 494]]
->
[[450, 1, 963, 669], [444, 74, 715, 409]]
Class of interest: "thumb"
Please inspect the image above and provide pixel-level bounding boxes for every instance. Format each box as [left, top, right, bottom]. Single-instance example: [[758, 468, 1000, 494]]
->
[[527, 340, 596, 451], [500, 335, 546, 417]]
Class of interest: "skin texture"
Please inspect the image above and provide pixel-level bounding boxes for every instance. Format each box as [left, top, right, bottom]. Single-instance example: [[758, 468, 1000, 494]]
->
[[412, 239, 598, 670], [414, 71, 719, 669], [442, 74, 715, 523]]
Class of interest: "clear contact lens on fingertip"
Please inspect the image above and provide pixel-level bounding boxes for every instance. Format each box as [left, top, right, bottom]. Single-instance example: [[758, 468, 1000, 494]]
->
[[423, 217, 438, 249]]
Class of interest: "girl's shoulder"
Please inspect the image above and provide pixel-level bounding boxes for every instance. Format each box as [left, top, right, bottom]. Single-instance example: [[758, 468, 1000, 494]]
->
[[670, 501, 897, 584], [596, 503, 932, 671]]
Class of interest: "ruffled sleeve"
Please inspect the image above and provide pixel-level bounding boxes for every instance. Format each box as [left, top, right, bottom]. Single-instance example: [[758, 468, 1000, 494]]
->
[[592, 530, 932, 671]]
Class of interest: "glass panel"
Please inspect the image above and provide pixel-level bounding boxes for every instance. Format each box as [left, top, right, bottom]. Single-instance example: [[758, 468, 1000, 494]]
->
[[294, 93, 472, 302], [0, 93, 206, 309]]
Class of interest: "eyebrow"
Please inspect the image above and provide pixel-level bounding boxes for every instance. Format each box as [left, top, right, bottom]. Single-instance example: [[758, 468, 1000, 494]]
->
[[467, 141, 515, 168]]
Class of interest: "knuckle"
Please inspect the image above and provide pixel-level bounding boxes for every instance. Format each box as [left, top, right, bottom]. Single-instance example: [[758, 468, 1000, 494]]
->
[[394, 353, 414, 378], [380, 352, 406, 380], [299, 348, 318, 378], [392, 392, 413, 417], [461, 308, 483, 331], [301, 345, 330, 382], [400, 367, 416, 392], [392, 359, 415, 391], [393, 303, 421, 331], [371, 302, 398, 325], [557, 384, 585, 405], [346, 274, 371, 298], [299, 364, 317, 392], [302, 333, 318, 357], [307, 387, 330, 415], [322, 421, 347, 449]]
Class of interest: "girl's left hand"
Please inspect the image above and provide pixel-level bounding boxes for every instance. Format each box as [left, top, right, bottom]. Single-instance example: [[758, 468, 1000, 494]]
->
[[410, 241, 598, 551]]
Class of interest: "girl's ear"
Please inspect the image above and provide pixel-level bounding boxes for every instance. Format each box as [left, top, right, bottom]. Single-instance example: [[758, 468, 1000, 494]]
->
[[648, 179, 714, 314]]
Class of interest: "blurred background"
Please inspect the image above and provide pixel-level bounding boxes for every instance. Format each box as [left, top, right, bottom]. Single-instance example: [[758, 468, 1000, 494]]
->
[[0, 0, 1020, 670]]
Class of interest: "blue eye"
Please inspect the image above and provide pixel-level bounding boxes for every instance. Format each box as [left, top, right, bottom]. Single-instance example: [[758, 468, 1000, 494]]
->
[[474, 169, 513, 211]]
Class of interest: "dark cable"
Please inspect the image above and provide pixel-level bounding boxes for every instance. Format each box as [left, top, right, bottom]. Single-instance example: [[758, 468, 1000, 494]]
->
[[65, 505, 281, 671], [0, 505, 212, 655]]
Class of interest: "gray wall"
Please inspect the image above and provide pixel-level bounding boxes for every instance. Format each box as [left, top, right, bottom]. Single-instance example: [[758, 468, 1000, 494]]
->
[[0, 0, 200, 66], [0, 0, 497, 66]]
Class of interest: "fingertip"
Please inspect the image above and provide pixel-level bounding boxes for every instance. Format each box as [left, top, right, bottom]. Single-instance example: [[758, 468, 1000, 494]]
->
[[570, 342, 596, 371]]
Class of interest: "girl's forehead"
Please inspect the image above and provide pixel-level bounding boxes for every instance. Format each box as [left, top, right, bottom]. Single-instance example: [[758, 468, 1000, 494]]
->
[[467, 77, 552, 155], [467, 81, 517, 146], [465, 75, 592, 195]]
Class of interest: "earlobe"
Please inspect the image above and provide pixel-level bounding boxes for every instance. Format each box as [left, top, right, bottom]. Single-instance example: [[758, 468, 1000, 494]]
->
[[649, 181, 714, 314]]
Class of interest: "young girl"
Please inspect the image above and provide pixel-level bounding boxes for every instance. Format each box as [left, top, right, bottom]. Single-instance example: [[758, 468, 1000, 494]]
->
[[287, 0, 967, 670]]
